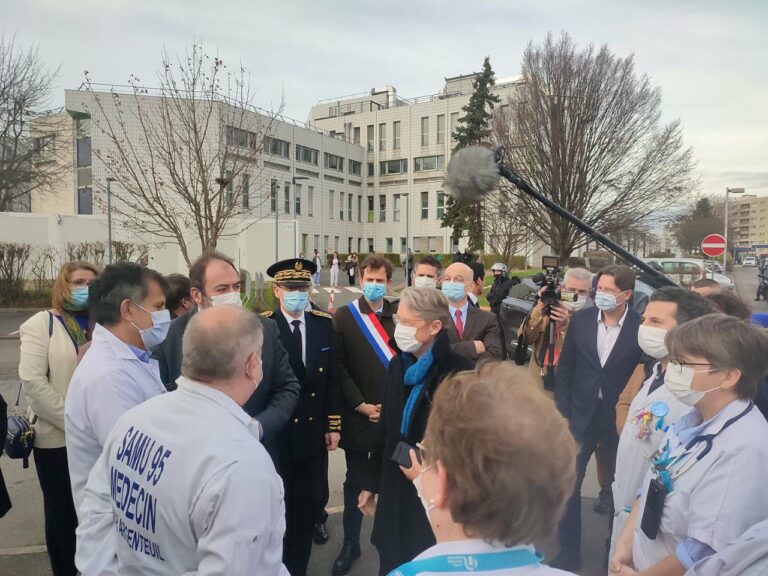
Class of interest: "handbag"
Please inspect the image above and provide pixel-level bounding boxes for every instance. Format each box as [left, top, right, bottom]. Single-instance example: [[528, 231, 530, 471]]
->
[[4, 382, 35, 468]]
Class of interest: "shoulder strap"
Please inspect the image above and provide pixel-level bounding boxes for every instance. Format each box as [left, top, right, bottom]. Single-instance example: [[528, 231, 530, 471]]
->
[[48, 311, 53, 337], [14, 381, 23, 407]]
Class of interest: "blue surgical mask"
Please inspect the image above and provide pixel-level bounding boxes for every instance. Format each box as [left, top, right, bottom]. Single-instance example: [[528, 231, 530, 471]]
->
[[69, 286, 89, 310], [283, 290, 309, 314], [594, 291, 618, 312], [442, 281, 466, 303], [131, 304, 171, 349], [363, 282, 387, 302]]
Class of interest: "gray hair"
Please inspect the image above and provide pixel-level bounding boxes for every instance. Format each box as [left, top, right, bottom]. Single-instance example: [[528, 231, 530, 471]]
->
[[400, 286, 452, 327], [181, 306, 264, 382], [563, 267, 592, 283]]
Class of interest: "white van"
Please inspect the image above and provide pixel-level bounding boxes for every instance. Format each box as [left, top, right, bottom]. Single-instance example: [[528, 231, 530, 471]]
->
[[643, 257, 733, 290]]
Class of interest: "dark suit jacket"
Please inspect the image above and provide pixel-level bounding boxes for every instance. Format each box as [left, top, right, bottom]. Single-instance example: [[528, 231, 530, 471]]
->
[[447, 303, 503, 361], [333, 297, 397, 452], [151, 308, 300, 444], [269, 308, 341, 463], [554, 306, 643, 437], [0, 393, 10, 517]]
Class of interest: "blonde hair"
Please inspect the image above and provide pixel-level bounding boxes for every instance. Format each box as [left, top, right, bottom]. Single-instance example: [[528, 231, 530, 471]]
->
[[423, 362, 577, 546], [51, 261, 100, 309]]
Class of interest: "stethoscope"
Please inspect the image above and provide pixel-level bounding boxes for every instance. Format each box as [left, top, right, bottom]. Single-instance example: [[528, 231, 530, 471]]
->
[[652, 402, 754, 490]]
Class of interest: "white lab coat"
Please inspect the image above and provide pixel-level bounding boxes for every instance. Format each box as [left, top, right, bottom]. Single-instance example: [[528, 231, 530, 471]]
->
[[397, 539, 575, 575], [686, 518, 768, 576], [632, 399, 768, 571], [609, 364, 688, 559], [65, 324, 166, 513], [75, 376, 288, 576]]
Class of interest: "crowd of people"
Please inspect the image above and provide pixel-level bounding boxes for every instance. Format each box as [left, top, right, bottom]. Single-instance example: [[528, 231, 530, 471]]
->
[[3, 249, 768, 576]]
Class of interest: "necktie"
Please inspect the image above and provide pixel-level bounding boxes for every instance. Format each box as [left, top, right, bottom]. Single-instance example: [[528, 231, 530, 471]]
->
[[454, 309, 464, 339], [290, 320, 305, 378]]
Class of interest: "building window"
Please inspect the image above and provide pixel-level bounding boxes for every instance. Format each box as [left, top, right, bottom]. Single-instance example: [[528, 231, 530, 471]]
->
[[393, 121, 401, 150], [77, 167, 92, 187], [225, 173, 234, 207], [379, 123, 386, 151], [450, 112, 460, 140], [242, 173, 250, 209], [340, 192, 345, 220], [437, 191, 445, 219], [314, 234, 320, 251], [35, 135, 55, 155], [265, 137, 290, 158], [367, 195, 374, 223], [437, 114, 445, 144], [400, 237, 407, 253], [353, 126, 361, 145], [283, 182, 290, 214], [414, 155, 445, 172], [77, 187, 93, 215], [386, 238, 393, 253], [308, 186, 314, 217], [421, 191, 429, 220], [296, 145, 319, 165], [379, 159, 408, 176], [367, 125, 374, 152], [324, 152, 344, 172], [367, 238, 374, 253], [329, 190, 334, 219], [349, 160, 362, 176], [335, 236, 340, 252], [367, 162, 374, 177], [324, 235, 329, 252], [348, 193, 353, 221], [77, 138, 92, 167], [379, 195, 387, 222], [295, 183, 301, 215], [393, 194, 401, 222], [358, 195, 362, 222], [270, 179, 278, 212], [302, 234, 308, 255], [420, 116, 429, 146]]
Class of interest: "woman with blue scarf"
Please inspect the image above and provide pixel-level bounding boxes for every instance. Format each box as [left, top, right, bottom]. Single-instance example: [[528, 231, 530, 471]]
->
[[359, 286, 475, 575]]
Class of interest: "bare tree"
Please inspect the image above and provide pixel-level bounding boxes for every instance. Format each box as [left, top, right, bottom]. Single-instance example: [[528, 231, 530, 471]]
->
[[83, 43, 279, 267], [492, 33, 698, 259], [0, 35, 62, 211], [482, 190, 528, 262]]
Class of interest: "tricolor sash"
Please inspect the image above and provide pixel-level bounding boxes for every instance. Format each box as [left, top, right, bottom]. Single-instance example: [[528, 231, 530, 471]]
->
[[349, 299, 395, 368]]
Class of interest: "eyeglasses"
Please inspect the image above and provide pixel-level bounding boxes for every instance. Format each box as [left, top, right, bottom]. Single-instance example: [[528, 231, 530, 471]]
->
[[416, 441, 428, 465]]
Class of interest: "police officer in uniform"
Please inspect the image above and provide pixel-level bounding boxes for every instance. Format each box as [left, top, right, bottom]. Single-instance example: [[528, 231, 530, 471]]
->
[[264, 258, 342, 576]]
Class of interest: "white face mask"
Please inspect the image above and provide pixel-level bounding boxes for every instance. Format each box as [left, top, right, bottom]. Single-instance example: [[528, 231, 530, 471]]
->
[[414, 276, 438, 290], [394, 323, 422, 354], [562, 298, 587, 312], [638, 325, 669, 359], [664, 362, 721, 406], [210, 291, 243, 308], [412, 466, 435, 518]]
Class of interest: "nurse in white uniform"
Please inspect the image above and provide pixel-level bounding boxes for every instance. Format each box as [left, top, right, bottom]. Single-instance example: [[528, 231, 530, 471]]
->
[[611, 288, 713, 559], [611, 314, 768, 576], [75, 306, 288, 576], [394, 362, 578, 576]]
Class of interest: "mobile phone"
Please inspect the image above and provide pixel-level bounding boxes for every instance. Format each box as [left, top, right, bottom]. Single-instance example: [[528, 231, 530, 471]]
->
[[391, 440, 418, 468], [640, 478, 667, 540]]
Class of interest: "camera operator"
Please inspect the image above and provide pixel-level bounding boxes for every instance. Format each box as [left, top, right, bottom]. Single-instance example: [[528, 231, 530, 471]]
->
[[521, 266, 592, 394]]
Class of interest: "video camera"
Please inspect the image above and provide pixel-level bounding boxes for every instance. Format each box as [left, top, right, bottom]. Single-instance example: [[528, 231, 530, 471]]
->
[[532, 256, 579, 313]]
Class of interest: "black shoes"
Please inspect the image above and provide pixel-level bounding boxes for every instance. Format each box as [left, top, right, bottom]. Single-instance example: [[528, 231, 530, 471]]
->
[[313, 522, 329, 545], [593, 489, 612, 515], [549, 551, 583, 572], [332, 542, 361, 576]]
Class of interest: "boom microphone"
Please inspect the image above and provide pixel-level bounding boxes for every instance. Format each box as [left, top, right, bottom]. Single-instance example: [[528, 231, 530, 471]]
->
[[444, 146, 500, 202]]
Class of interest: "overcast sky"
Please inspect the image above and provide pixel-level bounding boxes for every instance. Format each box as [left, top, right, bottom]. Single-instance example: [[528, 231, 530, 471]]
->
[[5, 0, 767, 201]]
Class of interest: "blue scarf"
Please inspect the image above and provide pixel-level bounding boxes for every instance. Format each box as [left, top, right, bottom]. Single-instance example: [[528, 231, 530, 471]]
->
[[400, 347, 434, 437]]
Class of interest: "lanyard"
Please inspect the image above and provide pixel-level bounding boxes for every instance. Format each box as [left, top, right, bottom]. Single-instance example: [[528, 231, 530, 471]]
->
[[388, 547, 542, 576], [653, 403, 754, 490]]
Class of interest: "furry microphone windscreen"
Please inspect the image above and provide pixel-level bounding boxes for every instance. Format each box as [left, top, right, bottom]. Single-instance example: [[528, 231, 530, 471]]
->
[[444, 146, 500, 202]]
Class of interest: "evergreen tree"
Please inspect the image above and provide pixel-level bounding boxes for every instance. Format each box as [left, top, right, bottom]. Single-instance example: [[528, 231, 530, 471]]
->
[[441, 56, 501, 251]]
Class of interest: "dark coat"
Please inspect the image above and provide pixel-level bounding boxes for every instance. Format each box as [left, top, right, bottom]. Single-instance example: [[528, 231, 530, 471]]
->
[[554, 306, 643, 437], [0, 393, 11, 517], [487, 275, 517, 314], [365, 331, 474, 569], [268, 308, 342, 463], [446, 304, 503, 361], [333, 297, 397, 452], [151, 308, 301, 446]]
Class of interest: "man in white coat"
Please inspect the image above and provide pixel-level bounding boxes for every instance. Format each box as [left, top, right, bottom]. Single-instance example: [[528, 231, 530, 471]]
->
[[75, 305, 288, 575], [610, 288, 713, 559]]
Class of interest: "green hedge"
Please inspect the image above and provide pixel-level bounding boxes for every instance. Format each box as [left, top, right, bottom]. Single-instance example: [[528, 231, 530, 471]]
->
[[327, 253, 403, 268]]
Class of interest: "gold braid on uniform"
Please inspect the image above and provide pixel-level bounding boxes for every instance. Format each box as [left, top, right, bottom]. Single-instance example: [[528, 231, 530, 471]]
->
[[327, 415, 341, 432], [260, 310, 274, 318], [310, 310, 332, 319]]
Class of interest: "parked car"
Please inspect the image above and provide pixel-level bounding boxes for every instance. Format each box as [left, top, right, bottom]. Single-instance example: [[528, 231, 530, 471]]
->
[[643, 257, 733, 291], [743, 256, 758, 267]]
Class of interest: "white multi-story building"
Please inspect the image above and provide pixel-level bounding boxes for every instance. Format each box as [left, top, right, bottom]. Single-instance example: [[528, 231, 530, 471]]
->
[[308, 75, 523, 255]]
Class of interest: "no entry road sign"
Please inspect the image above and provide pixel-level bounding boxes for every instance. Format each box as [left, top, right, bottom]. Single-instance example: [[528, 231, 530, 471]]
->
[[701, 234, 727, 258]]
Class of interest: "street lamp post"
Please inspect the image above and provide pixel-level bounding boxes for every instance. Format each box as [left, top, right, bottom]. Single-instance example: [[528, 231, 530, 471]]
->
[[403, 193, 410, 284], [724, 186, 745, 269], [106, 177, 116, 264]]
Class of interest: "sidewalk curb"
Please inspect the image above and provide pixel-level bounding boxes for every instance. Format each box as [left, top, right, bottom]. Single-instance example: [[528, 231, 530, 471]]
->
[[0, 545, 47, 557]]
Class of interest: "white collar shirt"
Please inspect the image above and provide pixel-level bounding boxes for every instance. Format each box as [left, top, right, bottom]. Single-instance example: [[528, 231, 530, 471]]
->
[[65, 324, 166, 514], [449, 301, 470, 330], [596, 305, 629, 366], [75, 376, 287, 576]]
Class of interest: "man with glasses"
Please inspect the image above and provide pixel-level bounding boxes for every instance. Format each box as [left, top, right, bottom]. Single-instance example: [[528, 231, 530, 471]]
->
[[263, 258, 341, 576], [551, 265, 643, 571]]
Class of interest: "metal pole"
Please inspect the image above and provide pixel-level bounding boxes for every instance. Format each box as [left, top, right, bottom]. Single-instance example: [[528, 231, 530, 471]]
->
[[405, 194, 410, 283], [724, 187, 729, 272], [275, 188, 279, 262], [106, 178, 113, 264]]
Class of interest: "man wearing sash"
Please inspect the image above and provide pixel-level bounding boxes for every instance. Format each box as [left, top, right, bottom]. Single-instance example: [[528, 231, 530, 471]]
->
[[332, 254, 396, 576]]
